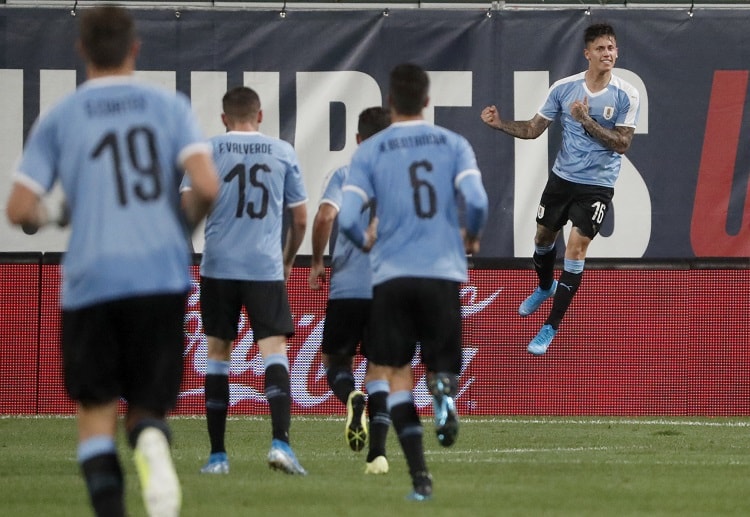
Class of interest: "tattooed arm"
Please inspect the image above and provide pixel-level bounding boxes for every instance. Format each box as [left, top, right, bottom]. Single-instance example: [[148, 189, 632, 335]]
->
[[480, 105, 552, 139], [570, 97, 635, 154]]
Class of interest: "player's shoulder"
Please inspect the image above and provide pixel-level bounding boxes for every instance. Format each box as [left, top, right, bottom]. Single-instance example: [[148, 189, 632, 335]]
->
[[350, 129, 388, 164], [320, 164, 347, 187], [610, 73, 640, 101], [266, 135, 297, 158], [549, 71, 587, 92], [431, 123, 473, 151], [329, 164, 349, 181]]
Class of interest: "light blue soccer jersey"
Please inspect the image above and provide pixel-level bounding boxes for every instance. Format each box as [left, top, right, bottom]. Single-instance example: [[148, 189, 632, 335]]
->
[[13, 76, 210, 310], [539, 71, 640, 188], [183, 131, 307, 281], [341, 120, 488, 286], [318, 165, 372, 300]]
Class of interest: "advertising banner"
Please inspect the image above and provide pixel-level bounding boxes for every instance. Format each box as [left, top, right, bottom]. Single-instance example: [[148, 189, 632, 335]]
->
[[1, 7, 749, 258], [3, 263, 743, 416]]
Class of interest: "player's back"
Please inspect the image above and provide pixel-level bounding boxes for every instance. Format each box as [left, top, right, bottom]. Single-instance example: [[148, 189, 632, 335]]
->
[[201, 131, 307, 281], [26, 77, 206, 309], [350, 120, 473, 285], [320, 165, 372, 300]]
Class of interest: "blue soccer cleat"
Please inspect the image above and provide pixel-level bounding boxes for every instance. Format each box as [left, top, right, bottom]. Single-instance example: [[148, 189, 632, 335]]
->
[[527, 324, 557, 356], [268, 439, 307, 476], [200, 452, 229, 474], [518, 280, 558, 317], [406, 472, 433, 501], [430, 376, 458, 447]]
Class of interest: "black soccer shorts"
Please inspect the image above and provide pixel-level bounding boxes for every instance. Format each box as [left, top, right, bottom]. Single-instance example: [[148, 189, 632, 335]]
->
[[536, 171, 615, 239], [62, 293, 186, 412]]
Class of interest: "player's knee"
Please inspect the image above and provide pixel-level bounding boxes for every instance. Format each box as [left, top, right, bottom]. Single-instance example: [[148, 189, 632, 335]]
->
[[324, 353, 353, 372]]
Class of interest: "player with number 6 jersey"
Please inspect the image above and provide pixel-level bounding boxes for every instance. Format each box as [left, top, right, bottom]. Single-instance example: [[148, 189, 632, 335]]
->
[[342, 119, 484, 286], [340, 63, 488, 501]]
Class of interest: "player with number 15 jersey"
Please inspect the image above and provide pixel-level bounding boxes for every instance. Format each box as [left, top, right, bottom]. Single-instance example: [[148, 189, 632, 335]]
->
[[183, 129, 307, 281]]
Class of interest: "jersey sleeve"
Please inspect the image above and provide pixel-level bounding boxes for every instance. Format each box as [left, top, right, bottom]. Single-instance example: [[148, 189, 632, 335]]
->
[[14, 109, 60, 195], [537, 83, 561, 121], [173, 92, 211, 167], [454, 136, 488, 237], [318, 166, 346, 211], [339, 147, 373, 249], [283, 143, 308, 207], [615, 83, 640, 128]]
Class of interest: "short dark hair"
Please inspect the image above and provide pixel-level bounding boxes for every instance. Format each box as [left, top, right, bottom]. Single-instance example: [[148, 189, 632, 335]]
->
[[389, 63, 429, 116], [222, 86, 261, 121], [357, 107, 390, 140], [79, 6, 136, 69], [584, 23, 616, 45]]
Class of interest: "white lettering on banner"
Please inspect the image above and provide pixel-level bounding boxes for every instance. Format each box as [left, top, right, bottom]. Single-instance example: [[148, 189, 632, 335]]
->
[[512, 69, 651, 258], [294, 71, 382, 255], [0, 68, 646, 256], [180, 277, 503, 409], [513, 71, 550, 258]]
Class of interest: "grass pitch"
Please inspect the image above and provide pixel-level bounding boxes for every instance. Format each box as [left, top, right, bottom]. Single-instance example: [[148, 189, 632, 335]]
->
[[1, 416, 750, 516]]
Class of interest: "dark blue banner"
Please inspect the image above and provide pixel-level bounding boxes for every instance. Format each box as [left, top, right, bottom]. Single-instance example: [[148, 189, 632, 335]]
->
[[1, 7, 748, 258]]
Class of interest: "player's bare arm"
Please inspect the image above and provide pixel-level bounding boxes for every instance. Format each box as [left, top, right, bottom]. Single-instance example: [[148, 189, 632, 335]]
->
[[308, 203, 337, 290], [284, 203, 307, 281], [463, 230, 481, 255], [182, 152, 220, 226], [481, 105, 550, 139], [362, 216, 378, 253], [6, 183, 47, 234], [570, 97, 635, 154]]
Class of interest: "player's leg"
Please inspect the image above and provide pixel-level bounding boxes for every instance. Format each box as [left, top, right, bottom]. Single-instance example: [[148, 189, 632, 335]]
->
[[199, 276, 243, 473], [519, 173, 569, 317], [126, 413, 180, 517], [76, 402, 123, 517], [320, 299, 368, 451], [418, 279, 463, 448], [528, 184, 613, 355], [388, 367, 432, 501], [528, 231, 590, 355], [321, 300, 356, 405], [259, 336, 306, 475], [120, 294, 185, 517], [370, 279, 429, 499], [363, 365, 390, 474], [245, 281, 306, 475], [201, 336, 232, 473], [62, 304, 125, 517]]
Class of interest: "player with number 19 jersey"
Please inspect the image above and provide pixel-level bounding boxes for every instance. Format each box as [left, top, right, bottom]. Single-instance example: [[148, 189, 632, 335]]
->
[[182, 130, 307, 281], [13, 77, 211, 310], [343, 120, 484, 286]]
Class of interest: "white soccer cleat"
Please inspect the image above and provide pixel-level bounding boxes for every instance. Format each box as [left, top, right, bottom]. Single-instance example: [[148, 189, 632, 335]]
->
[[134, 427, 182, 517], [364, 455, 389, 475]]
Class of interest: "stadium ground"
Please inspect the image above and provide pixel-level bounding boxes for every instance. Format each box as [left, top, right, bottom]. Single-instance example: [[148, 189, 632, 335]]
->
[[1, 415, 749, 516]]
